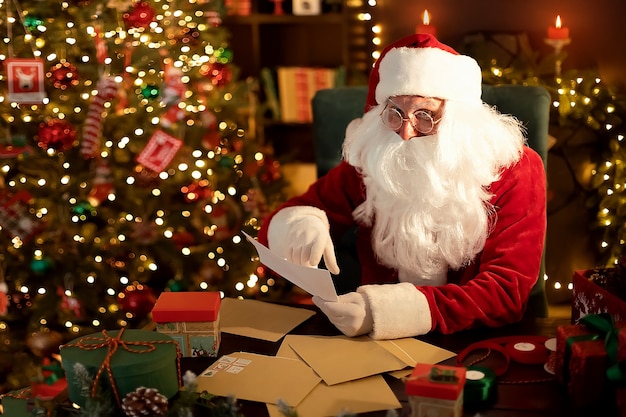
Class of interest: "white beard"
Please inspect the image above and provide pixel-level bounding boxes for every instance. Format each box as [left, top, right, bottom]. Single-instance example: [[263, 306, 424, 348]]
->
[[343, 100, 524, 282]]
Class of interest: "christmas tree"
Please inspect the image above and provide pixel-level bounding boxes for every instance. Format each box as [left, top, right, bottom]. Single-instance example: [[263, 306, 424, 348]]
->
[[0, 0, 288, 393]]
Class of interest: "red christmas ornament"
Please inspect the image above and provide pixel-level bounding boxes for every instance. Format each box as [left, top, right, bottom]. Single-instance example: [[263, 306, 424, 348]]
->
[[118, 284, 156, 317], [200, 62, 232, 87], [200, 111, 220, 150], [181, 180, 212, 203], [202, 129, 221, 150], [260, 156, 282, 184], [0, 281, 8, 315], [38, 119, 77, 151], [123, 1, 155, 30], [57, 286, 83, 318], [243, 160, 261, 177], [132, 164, 161, 188], [47, 61, 79, 90], [206, 11, 222, 27], [171, 230, 196, 249], [87, 160, 115, 206], [233, 138, 244, 152]]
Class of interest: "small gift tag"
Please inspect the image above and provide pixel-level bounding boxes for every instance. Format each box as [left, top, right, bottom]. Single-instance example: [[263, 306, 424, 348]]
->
[[0, 189, 43, 243], [136, 130, 183, 172], [6, 58, 46, 103]]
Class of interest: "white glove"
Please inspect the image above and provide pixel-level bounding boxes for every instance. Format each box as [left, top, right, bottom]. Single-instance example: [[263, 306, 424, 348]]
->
[[267, 206, 340, 274], [313, 292, 373, 337]]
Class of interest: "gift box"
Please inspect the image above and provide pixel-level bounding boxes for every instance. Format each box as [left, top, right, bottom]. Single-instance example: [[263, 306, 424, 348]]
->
[[59, 328, 180, 407], [0, 386, 66, 417], [405, 363, 466, 417], [151, 291, 221, 357], [0, 388, 41, 417], [554, 314, 625, 409], [30, 378, 68, 400], [572, 268, 626, 323], [30, 357, 68, 400]]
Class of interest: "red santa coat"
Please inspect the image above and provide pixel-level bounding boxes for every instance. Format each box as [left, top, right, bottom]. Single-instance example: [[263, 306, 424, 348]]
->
[[258, 146, 546, 335]]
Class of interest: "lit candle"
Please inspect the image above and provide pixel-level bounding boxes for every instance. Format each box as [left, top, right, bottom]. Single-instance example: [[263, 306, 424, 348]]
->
[[547, 15, 570, 40], [416, 10, 437, 36]]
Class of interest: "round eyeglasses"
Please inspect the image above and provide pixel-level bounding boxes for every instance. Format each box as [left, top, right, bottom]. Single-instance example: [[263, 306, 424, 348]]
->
[[380, 105, 441, 135]]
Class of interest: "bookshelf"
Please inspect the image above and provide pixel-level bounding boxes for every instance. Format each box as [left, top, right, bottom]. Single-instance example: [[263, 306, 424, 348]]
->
[[223, 0, 375, 162]]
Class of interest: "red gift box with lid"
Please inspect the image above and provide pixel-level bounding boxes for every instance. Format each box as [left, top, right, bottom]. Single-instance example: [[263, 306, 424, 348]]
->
[[554, 315, 626, 412], [151, 291, 221, 357], [405, 363, 466, 417]]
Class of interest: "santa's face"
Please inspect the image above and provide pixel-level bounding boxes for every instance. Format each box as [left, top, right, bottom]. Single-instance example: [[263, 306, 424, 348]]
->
[[344, 98, 497, 282], [380, 95, 445, 140]]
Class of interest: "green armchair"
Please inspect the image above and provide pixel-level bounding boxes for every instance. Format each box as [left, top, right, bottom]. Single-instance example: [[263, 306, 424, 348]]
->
[[311, 84, 551, 317]]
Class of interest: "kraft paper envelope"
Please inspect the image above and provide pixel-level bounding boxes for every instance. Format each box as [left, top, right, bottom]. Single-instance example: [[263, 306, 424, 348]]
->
[[243, 232, 338, 301], [376, 338, 456, 379], [195, 352, 321, 406], [266, 336, 401, 417], [219, 297, 315, 342], [287, 335, 408, 385]]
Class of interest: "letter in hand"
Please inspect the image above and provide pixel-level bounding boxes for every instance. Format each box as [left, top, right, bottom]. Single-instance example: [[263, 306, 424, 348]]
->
[[312, 292, 373, 337]]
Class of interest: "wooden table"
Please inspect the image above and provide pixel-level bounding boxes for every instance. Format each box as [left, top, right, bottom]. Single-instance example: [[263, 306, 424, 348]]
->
[[181, 306, 619, 417]]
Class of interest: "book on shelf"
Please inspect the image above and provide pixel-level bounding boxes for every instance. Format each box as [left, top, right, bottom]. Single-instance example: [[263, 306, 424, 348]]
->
[[273, 66, 343, 123]]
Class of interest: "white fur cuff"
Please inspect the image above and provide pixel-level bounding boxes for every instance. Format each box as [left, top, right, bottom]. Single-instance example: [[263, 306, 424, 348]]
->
[[267, 206, 329, 252], [358, 282, 432, 339]]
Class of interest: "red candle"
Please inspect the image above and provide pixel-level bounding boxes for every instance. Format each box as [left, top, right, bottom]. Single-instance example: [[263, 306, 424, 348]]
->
[[547, 15, 570, 39], [416, 10, 437, 36]]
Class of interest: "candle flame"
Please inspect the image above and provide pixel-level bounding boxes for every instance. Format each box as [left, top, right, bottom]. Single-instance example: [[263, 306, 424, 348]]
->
[[555, 15, 562, 29], [423, 10, 430, 25]]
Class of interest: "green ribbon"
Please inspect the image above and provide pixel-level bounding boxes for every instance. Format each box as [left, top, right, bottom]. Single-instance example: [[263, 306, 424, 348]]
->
[[566, 314, 626, 385], [41, 361, 65, 385], [463, 366, 497, 408]]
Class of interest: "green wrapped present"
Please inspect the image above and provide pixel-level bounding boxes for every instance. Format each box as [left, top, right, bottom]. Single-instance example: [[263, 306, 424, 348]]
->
[[59, 328, 180, 407], [0, 388, 45, 417]]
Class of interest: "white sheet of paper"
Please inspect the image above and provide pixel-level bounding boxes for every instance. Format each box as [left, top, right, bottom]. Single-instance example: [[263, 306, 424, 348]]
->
[[243, 232, 338, 301]]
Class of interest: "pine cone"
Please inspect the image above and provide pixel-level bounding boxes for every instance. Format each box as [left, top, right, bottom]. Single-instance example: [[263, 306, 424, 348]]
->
[[121, 386, 169, 417]]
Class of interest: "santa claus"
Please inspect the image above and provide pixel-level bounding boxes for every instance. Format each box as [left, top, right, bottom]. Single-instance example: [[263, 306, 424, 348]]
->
[[257, 34, 546, 339]]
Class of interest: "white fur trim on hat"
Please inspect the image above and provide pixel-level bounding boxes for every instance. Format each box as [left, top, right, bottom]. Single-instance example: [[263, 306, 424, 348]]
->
[[375, 46, 482, 104], [357, 282, 432, 339]]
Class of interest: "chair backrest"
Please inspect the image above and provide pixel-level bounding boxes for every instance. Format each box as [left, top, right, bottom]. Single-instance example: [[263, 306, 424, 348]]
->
[[311, 84, 551, 317]]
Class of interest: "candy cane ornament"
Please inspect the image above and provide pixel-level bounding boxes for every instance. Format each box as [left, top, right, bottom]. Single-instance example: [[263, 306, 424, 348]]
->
[[81, 76, 118, 159]]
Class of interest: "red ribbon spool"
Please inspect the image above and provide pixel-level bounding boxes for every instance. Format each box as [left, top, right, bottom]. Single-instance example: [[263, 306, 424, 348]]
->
[[457, 335, 550, 377]]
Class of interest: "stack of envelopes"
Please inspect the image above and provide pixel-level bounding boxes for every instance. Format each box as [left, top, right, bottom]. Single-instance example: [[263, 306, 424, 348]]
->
[[196, 298, 456, 417]]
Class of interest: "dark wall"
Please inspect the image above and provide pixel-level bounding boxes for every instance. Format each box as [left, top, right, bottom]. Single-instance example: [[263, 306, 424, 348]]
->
[[376, 0, 626, 91]]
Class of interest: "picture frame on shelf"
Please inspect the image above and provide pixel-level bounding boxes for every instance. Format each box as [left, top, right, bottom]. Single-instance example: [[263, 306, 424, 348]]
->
[[293, 0, 321, 15]]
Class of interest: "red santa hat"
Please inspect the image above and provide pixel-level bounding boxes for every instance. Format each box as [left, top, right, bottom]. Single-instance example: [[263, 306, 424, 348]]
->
[[365, 34, 482, 111]]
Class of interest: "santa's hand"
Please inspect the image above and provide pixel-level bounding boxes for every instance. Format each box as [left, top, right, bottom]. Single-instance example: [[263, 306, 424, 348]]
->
[[313, 292, 373, 337], [267, 206, 340, 274]]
